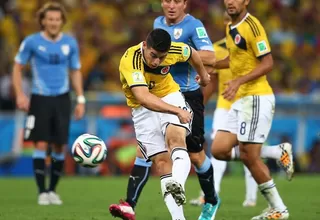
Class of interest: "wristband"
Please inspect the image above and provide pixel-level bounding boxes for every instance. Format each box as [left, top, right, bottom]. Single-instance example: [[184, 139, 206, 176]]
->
[[77, 95, 86, 104]]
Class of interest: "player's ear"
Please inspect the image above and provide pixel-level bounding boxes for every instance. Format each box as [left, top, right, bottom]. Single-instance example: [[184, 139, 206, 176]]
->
[[245, 0, 250, 6], [142, 41, 147, 50]]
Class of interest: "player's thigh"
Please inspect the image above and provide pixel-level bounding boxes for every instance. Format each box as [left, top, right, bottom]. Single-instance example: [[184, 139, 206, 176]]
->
[[160, 91, 191, 149], [52, 93, 71, 145], [132, 107, 167, 161], [211, 130, 238, 158], [183, 89, 205, 153], [24, 94, 52, 143], [237, 95, 275, 143]]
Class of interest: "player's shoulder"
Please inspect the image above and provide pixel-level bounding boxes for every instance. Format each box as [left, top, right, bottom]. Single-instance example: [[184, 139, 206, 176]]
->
[[154, 16, 165, 25], [243, 14, 265, 34], [184, 14, 203, 26], [23, 32, 41, 43], [61, 33, 78, 44], [120, 43, 142, 69]]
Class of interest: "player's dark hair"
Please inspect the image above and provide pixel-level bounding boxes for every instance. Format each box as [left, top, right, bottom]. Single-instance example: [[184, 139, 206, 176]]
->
[[37, 2, 67, 30], [146, 29, 171, 53]]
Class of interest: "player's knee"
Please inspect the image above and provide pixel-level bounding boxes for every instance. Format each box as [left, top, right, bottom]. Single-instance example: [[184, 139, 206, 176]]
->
[[166, 135, 186, 149], [189, 151, 206, 168], [186, 134, 204, 150], [35, 141, 49, 151], [152, 153, 171, 175]]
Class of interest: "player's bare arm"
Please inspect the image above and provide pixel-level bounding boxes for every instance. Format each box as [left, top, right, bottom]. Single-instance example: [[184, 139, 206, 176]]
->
[[131, 86, 192, 124], [197, 50, 216, 66], [214, 56, 230, 69], [12, 62, 29, 111], [70, 69, 85, 120], [222, 54, 273, 101], [188, 48, 210, 87]]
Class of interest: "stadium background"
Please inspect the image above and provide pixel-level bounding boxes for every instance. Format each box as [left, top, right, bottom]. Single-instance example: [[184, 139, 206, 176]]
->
[[0, 0, 319, 176]]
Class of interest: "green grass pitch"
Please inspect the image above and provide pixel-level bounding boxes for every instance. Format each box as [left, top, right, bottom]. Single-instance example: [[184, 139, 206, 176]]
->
[[0, 175, 319, 219]]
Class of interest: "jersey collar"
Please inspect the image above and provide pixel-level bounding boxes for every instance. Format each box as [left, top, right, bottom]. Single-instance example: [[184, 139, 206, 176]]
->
[[164, 14, 189, 26], [40, 32, 63, 43], [230, 12, 250, 30]]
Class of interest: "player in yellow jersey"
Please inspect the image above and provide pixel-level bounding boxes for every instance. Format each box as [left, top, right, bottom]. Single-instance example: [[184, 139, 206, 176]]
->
[[211, 1, 294, 219], [110, 28, 210, 220], [191, 12, 294, 209]]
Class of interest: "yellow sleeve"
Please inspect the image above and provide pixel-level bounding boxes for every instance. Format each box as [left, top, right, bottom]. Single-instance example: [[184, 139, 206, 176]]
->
[[119, 50, 148, 88], [247, 18, 271, 58], [168, 42, 192, 63]]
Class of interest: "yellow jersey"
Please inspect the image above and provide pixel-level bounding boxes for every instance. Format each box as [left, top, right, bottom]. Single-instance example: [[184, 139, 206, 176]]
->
[[226, 13, 273, 98], [120, 42, 192, 108], [213, 39, 232, 110]]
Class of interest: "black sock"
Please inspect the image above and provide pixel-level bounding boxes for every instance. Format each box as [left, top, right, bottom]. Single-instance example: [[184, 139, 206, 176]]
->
[[126, 165, 151, 209], [33, 158, 46, 194], [49, 159, 64, 192], [196, 165, 218, 205]]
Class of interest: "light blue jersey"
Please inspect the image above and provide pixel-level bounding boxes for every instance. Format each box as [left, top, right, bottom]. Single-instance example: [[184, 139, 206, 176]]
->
[[15, 32, 81, 96], [154, 14, 213, 92]]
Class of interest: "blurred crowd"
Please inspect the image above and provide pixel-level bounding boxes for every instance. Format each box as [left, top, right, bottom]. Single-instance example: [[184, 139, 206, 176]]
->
[[0, 0, 320, 106]]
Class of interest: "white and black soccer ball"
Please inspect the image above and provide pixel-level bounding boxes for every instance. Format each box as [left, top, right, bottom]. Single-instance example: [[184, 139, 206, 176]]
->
[[71, 133, 107, 168]]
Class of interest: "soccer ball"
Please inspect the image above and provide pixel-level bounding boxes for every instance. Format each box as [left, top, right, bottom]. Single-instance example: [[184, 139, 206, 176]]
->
[[71, 133, 107, 168]]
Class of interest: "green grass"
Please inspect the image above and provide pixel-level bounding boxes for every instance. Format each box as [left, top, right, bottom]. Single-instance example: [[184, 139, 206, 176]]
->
[[0, 175, 319, 220]]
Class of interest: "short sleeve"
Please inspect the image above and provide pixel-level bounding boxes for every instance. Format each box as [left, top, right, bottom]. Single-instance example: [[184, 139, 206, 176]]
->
[[247, 18, 271, 58], [119, 50, 147, 88], [69, 38, 81, 70], [14, 37, 33, 65], [168, 42, 192, 63], [191, 19, 213, 51]]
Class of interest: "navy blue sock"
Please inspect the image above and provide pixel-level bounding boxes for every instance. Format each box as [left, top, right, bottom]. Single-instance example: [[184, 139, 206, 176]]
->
[[126, 157, 152, 209], [195, 156, 218, 205], [33, 149, 46, 194], [49, 152, 65, 192]]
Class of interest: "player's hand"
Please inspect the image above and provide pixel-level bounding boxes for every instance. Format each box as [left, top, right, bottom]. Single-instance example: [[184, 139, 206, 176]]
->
[[74, 103, 85, 120], [177, 108, 192, 124], [196, 73, 210, 87], [16, 93, 29, 112], [222, 79, 241, 101]]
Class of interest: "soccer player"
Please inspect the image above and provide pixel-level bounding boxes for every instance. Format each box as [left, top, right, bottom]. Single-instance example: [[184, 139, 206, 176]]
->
[[211, 0, 293, 219], [190, 12, 294, 208], [12, 2, 85, 205], [109, 28, 210, 220], [111, 1, 220, 220]]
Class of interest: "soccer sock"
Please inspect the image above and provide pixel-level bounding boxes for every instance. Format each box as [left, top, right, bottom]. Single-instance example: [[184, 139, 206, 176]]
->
[[171, 148, 191, 189], [244, 165, 258, 202], [210, 156, 227, 194], [231, 146, 241, 160], [260, 145, 282, 160], [160, 174, 185, 220], [33, 149, 46, 194], [126, 157, 152, 209], [259, 179, 287, 211], [49, 152, 65, 192], [195, 156, 218, 205]]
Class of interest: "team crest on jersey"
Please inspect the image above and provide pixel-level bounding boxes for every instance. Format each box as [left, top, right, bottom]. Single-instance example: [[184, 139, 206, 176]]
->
[[160, 66, 170, 75], [61, 44, 70, 56], [174, 28, 183, 39], [235, 34, 241, 45]]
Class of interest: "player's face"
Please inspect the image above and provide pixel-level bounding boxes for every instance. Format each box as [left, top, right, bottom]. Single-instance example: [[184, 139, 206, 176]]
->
[[42, 10, 64, 37], [224, 0, 249, 17], [143, 42, 168, 69], [162, 0, 187, 23]]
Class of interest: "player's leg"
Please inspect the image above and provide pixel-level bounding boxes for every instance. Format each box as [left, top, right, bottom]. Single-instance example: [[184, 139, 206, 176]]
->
[[237, 95, 289, 219], [48, 93, 71, 205], [24, 94, 51, 205], [243, 165, 258, 207], [125, 146, 152, 209]]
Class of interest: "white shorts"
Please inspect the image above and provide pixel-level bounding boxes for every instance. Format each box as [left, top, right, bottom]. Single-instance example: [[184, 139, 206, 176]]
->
[[224, 95, 275, 143], [211, 108, 229, 140], [132, 91, 192, 160]]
